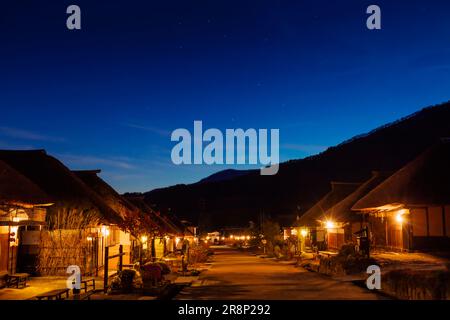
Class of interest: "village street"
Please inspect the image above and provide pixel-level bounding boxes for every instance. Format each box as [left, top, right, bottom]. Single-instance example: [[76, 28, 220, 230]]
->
[[176, 247, 387, 300]]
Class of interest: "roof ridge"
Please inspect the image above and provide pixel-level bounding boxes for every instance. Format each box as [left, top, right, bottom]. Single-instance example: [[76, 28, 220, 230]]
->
[[72, 169, 102, 174], [0, 149, 47, 154]]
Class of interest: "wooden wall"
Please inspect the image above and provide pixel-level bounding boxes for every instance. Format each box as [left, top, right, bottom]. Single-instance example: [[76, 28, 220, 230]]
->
[[410, 206, 450, 250], [0, 233, 9, 272]]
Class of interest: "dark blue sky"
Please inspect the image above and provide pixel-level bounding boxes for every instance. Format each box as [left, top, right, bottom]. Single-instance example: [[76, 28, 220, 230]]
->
[[1, 0, 450, 192]]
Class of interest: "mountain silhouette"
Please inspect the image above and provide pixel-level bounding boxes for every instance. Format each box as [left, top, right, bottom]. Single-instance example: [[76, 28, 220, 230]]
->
[[142, 101, 450, 230]]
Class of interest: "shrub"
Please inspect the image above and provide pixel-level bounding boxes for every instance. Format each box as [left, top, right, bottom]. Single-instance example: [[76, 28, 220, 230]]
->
[[141, 263, 163, 287], [108, 269, 143, 294], [319, 253, 377, 275], [383, 269, 450, 300], [155, 262, 171, 275], [337, 243, 357, 258], [120, 269, 137, 292], [189, 244, 210, 266]]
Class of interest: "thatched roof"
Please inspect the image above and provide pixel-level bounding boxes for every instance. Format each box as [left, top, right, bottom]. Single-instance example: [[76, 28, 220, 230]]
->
[[353, 140, 450, 211], [295, 182, 361, 227], [0, 150, 122, 224], [0, 159, 53, 208], [159, 212, 186, 235], [322, 171, 391, 222], [156, 209, 189, 235], [73, 170, 139, 221], [125, 195, 183, 236]]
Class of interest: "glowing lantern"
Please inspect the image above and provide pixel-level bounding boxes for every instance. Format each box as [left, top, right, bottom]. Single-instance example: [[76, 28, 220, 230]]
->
[[101, 226, 110, 237], [325, 220, 335, 229], [9, 226, 18, 245]]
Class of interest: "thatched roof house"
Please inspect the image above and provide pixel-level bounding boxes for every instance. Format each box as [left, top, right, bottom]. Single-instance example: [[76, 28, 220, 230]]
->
[[124, 195, 182, 236], [295, 182, 361, 227], [159, 210, 189, 236], [323, 171, 391, 222], [73, 170, 139, 221], [353, 140, 450, 211], [306, 172, 392, 250], [160, 214, 186, 235], [0, 150, 122, 225], [351, 140, 450, 251], [123, 195, 163, 234], [0, 159, 52, 208]]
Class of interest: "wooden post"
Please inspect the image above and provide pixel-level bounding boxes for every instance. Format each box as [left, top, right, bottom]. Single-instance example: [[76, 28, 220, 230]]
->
[[119, 245, 123, 271], [151, 238, 156, 261], [139, 243, 142, 266], [385, 218, 388, 247], [104, 246, 109, 293]]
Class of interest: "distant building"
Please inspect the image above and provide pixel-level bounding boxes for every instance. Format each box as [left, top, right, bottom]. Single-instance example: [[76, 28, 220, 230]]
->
[[206, 231, 221, 244]]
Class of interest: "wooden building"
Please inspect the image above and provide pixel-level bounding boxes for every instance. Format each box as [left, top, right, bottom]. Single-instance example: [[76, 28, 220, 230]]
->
[[321, 171, 391, 250], [0, 159, 53, 274], [295, 182, 361, 250], [0, 150, 124, 275], [73, 170, 152, 269], [352, 141, 450, 251], [124, 196, 182, 260]]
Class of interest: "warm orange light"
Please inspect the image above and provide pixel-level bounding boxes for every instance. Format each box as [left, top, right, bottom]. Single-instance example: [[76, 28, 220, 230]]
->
[[101, 226, 110, 237], [395, 208, 409, 224], [300, 229, 308, 237], [325, 220, 335, 229]]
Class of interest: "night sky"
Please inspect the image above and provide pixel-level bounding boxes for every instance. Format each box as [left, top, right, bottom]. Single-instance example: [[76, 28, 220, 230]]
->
[[1, 0, 450, 192]]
